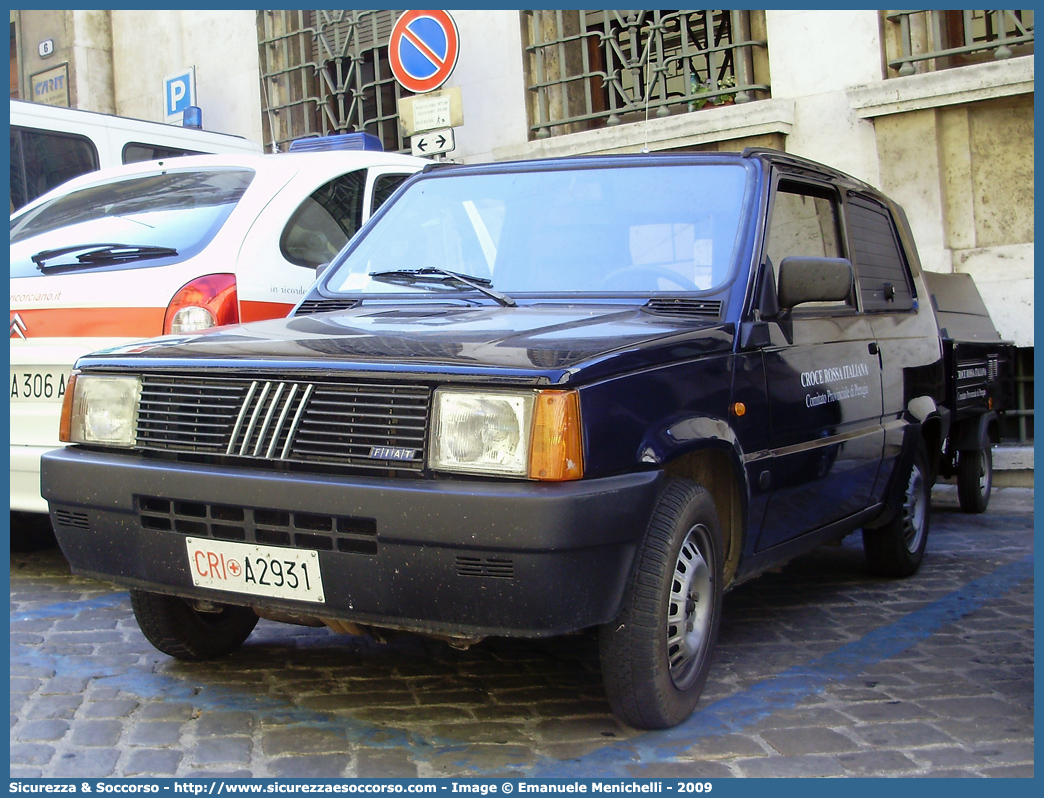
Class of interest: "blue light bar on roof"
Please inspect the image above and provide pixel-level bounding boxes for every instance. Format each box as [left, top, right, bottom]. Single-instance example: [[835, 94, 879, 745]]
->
[[288, 133, 384, 153]]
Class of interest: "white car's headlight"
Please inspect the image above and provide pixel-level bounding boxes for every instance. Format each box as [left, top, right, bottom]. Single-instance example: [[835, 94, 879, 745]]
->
[[430, 388, 584, 480], [61, 374, 141, 447]]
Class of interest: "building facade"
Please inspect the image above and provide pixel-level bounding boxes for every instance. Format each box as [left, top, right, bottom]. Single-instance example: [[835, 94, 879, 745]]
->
[[10, 9, 1034, 450]]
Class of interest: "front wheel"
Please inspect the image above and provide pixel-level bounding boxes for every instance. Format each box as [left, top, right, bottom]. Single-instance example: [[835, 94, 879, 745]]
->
[[10, 512, 57, 552], [863, 442, 930, 578], [957, 447, 992, 514], [130, 590, 259, 660], [599, 479, 723, 729]]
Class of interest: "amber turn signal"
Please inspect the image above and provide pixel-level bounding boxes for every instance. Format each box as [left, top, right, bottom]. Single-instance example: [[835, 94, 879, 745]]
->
[[529, 390, 584, 481], [732, 402, 746, 417], [58, 372, 78, 443]]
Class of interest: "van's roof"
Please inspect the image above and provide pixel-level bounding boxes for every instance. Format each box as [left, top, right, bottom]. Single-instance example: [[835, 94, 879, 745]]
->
[[10, 99, 258, 144]]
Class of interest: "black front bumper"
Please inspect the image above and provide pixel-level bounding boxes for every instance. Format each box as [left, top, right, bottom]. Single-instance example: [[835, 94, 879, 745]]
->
[[42, 448, 662, 638]]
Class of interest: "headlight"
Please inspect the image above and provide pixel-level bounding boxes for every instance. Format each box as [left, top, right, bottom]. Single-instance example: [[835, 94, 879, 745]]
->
[[431, 391, 534, 476], [62, 375, 142, 447], [430, 388, 583, 480]]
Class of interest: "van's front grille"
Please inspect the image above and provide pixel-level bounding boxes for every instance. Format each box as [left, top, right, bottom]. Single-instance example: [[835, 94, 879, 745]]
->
[[135, 374, 430, 474]]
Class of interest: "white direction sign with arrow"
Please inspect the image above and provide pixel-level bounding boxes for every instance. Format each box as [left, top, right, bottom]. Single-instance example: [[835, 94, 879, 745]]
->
[[411, 127, 455, 157]]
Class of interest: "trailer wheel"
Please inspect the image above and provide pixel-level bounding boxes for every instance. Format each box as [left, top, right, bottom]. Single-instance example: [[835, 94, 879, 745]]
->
[[863, 442, 930, 578], [130, 590, 258, 660], [599, 479, 723, 729], [957, 447, 992, 514]]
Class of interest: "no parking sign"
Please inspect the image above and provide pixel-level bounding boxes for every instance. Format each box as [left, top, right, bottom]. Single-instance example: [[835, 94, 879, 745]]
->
[[389, 10, 459, 94]]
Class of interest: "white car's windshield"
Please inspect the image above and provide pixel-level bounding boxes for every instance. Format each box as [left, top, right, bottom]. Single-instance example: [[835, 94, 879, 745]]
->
[[326, 163, 751, 297]]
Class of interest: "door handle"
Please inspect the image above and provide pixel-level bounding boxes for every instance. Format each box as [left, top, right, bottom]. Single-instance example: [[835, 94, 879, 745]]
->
[[868, 342, 879, 356]]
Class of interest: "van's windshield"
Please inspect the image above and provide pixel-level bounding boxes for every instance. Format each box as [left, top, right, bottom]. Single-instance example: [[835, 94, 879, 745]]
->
[[326, 163, 752, 298], [10, 168, 254, 277]]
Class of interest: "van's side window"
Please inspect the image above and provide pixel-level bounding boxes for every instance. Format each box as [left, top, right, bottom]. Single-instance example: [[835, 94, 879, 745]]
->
[[123, 143, 204, 164], [10, 127, 98, 211], [280, 170, 368, 269], [765, 184, 850, 312], [847, 194, 915, 312]]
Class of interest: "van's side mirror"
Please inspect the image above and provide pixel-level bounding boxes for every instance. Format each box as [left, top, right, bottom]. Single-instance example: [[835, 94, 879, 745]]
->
[[315, 261, 333, 279], [777, 257, 854, 309]]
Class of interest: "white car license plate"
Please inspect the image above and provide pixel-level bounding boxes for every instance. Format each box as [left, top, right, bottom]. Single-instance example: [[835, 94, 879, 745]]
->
[[10, 367, 70, 403], [186, 537, 325, 603]]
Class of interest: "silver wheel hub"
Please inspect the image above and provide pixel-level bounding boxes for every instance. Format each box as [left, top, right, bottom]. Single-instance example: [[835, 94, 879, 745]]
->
[[667, 524, 713, 689], [902, 464, 927, 554]]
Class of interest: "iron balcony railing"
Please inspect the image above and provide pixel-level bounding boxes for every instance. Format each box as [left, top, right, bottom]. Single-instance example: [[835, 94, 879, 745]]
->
[[257, 9, 410, 154], [523, 10, 769, 139], [887, 10, 1034, 76], [1001, 348, 1034, 445]]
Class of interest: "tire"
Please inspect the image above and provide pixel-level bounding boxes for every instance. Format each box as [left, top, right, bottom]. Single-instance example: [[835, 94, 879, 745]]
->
[[130, 590, 259, 660], [957, 447, 992, 514], [863, 442, 930, 578], [599, 479, 723, 730], [10, 512, 57, 552]]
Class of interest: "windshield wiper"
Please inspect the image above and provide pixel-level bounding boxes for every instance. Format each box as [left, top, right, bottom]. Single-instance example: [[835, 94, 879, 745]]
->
[[32, 243, 179, 272], [370, 267, 516, 307]]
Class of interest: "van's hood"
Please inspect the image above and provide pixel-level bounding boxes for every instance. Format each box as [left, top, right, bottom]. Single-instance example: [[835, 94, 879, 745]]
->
[[78, 303, 734, 385]]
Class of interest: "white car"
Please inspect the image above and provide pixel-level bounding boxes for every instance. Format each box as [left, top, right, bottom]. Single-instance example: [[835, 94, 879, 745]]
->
[[10, 139, 426, 524]]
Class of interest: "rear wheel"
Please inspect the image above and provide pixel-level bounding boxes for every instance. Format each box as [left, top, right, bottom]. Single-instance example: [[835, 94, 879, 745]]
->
[[957, 447, 992, 514], [599, 479, 723, 729], [130, 590, 258, 660], [863, 442, 930, 577]]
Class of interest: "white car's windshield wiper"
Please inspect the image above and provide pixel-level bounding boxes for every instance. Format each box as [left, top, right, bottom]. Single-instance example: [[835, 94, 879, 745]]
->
[[369, 267, 516, 307], [32, 243, 179, 272]]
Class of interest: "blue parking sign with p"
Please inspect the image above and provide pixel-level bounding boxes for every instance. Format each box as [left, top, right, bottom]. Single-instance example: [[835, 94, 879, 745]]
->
[[164, 69, 195, 120]]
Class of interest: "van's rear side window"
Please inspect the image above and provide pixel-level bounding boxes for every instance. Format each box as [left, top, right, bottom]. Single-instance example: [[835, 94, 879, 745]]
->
[[10, 127, 99, 211], [123, 142, 205, 164]]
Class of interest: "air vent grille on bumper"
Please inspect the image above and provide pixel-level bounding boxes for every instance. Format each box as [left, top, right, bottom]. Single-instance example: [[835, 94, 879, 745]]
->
[[54, 509, 90, 530], [137, 496, 378, 555], [135, 375, 430, 474], [455, 556, 515, 579]]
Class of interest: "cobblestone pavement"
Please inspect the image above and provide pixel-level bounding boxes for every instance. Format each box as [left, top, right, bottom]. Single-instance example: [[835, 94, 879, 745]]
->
[[10, 486, 1033, 778]]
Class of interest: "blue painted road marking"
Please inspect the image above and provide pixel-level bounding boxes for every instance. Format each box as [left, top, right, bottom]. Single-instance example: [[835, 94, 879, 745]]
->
[[528, 553, 1034, 776], [11, 550, 1032, 774]]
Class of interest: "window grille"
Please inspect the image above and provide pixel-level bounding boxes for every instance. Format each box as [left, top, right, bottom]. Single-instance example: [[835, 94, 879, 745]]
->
[[523, 10, 769, 139], [1000, 347, 1034, 444], [886, 10, 1034, 76], [257, 10, 411, 154]]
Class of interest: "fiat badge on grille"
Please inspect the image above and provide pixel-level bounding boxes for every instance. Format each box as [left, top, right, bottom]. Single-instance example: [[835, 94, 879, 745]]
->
[[369, 446, 417, 461]]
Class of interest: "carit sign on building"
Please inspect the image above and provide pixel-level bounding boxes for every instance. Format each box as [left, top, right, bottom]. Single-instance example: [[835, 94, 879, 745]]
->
[[390, 10, 462, 158]]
